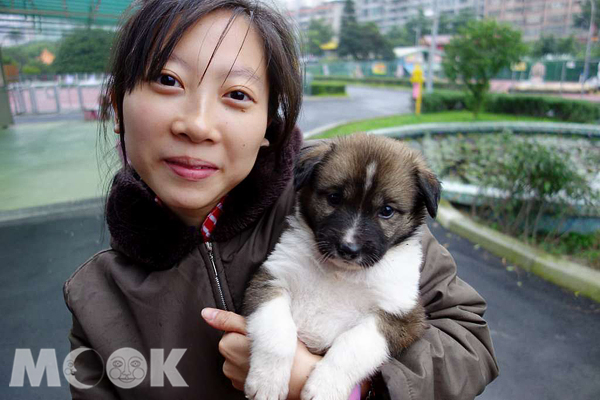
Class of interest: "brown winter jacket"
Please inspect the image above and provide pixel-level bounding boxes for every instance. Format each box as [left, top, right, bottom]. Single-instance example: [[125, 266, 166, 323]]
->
[[64, 131, 499, 400]]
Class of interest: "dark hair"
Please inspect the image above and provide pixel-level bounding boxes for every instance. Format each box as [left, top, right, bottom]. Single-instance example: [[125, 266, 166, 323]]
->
[[101, 0, 302, 163]]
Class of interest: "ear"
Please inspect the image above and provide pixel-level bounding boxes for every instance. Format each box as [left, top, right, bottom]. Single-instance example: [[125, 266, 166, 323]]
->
[[294, 140, 334, 191], [111, 94, 121, 134], [417, 168, 441, 219]]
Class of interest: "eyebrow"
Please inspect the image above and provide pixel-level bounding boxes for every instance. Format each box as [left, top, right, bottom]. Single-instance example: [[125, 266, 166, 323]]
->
[[168, 53, 262, 85]]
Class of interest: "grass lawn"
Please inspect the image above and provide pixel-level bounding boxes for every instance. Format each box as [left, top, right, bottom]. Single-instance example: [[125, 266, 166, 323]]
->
[[314, 111, 554, 138]]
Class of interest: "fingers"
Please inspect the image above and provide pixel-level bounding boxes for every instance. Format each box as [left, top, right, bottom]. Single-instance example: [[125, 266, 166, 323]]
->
[[202, 308, 247, 334], [220, 332, 250, 392], [222, 359, 246, 391], [218, 332, 251, 368]]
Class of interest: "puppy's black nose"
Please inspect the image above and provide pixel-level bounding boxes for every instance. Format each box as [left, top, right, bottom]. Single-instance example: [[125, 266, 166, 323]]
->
[[337, 241, 361, 260]]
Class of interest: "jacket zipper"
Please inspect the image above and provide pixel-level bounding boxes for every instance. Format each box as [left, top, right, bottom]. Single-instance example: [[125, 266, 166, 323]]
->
[[205, 241, 228, 311]]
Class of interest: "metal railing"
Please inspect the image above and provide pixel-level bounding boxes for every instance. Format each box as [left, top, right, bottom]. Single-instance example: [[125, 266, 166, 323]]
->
[[9, 81, 104, 115]]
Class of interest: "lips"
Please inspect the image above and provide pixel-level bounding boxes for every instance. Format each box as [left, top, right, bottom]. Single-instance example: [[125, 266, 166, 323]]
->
[[164, 157, 218, 181]]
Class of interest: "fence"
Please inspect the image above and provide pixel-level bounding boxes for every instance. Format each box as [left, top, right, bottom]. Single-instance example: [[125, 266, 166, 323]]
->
[[308, 59, 600, 83], [9, 82, 103, 116]]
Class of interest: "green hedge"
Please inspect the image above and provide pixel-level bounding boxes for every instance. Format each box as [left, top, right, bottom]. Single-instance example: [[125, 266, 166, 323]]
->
[[312, 75, 463, 90], [313, 75, 411, 87], [422, 90, 600, 123], [310, 81, 347, 96]]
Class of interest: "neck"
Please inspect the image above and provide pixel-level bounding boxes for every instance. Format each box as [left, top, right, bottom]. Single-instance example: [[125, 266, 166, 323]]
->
[[168, 203, 216, 228]]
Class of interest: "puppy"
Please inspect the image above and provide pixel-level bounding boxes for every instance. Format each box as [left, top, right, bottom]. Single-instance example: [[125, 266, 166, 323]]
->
[[242, 133, 441, 400]]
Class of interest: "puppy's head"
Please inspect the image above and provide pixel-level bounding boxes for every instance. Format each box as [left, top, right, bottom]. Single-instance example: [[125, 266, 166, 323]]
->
[[295, 134, 440, 270]]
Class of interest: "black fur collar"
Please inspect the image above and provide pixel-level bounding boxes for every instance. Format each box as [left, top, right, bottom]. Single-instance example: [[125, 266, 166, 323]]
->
[[106, 128, 302, 271]]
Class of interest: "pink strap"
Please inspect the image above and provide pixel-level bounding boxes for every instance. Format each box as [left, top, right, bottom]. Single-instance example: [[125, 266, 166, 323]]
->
[[348, 383, 361, 400]]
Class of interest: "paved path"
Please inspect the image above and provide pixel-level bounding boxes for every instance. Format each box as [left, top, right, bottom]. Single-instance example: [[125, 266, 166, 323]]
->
[[1, 211, 598, 399], [299, 86, 412, 132]]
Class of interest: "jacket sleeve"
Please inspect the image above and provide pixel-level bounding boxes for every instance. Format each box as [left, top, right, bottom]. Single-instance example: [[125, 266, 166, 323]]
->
[[375, 226, 499, 400], [65, 292, 120, 399]]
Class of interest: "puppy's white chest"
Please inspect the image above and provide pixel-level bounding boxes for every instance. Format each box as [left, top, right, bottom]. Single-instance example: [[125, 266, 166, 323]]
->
[[262, 218, 422, 354], [287, 269, 373, 353]]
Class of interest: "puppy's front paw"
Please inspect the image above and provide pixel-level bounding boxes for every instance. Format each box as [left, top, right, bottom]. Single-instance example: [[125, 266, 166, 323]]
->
[[244, 364, 290, 400], [300, 366, 352, 400]]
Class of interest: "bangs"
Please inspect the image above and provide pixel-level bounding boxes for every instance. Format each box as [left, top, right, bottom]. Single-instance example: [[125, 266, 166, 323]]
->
[[124, 2, 255, 91]]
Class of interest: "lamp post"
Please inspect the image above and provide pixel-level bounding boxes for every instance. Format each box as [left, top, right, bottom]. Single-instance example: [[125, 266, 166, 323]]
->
[[426, 0, 439, 93]]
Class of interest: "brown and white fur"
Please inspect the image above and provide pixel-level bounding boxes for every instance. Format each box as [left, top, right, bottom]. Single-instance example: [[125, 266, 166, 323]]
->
[[242, 134, 441, 400]]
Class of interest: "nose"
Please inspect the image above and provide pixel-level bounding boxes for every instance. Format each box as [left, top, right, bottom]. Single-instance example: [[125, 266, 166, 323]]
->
[[171, 99, 219, 143], [337, 241, 361, 260]]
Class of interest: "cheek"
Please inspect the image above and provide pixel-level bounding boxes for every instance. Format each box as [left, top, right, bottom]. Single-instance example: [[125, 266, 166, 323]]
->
[[122, 94, 169, 162], [225, 112, 268, 165]]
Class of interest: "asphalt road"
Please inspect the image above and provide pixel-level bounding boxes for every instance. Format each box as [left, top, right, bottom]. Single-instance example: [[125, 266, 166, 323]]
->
[[298, 86, 412, 133], [1, 208, 599, 399]]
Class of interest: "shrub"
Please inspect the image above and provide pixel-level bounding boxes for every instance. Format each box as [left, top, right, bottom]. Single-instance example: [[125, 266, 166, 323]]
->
[[469, 132, 598, 243], [488, 94, 600, 122], [310, 81, 347, 96], [422, 90, 600, 123], [420, 90, 467, 112], [311, 75, 463, 90]]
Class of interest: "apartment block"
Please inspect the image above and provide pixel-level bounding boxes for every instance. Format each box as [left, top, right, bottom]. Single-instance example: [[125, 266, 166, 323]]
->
[[289, 0, 346, 36], [484, 0, 587, 41], [357, 0, 483, 32], [288, 0, 483, 37]]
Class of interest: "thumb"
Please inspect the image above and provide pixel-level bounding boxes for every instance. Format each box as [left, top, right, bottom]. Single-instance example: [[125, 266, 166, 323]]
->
[[202, 308, 247, 335]]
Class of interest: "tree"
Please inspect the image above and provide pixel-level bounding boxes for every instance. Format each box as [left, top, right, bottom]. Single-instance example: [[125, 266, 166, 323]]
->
[[306, 19, 334, 56], [531, 35, 580, 58], [556, 36, 580, 55], [338, 0, 394, 60], [531, 35, 558, 57], [53, 28, 114, 73], [3, 40, 58, 72], [574, 0, 600, 29], [385, 25, 413, 48], [442, 19, 527, 117], [438, 10, 477, 35], [338, 0, 362, 59], [358, 22, 395, 60]]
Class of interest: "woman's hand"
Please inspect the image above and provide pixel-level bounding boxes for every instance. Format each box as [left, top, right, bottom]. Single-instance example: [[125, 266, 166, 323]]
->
[[202, 308, 322, 400]]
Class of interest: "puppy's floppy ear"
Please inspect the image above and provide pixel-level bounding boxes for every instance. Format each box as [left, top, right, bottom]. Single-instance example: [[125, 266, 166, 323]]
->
[[294, 140, 334, 190], [417, 168, 442, 218]]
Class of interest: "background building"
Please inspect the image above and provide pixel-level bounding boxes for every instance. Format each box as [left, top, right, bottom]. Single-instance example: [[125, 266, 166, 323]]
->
[[483, 0, 585, 41], [289, 0, 483, 37], [357, 0, 482, 32], [289, 0, 345, 37]]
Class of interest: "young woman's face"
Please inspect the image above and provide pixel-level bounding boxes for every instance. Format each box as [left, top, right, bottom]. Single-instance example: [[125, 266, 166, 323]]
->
[[122, 10, 270, 226]]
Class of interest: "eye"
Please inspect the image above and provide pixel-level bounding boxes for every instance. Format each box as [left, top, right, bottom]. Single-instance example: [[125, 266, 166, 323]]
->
[[157, 74, 182, 88], [379, 205, 395, 219], [327, 193, 342, 206], [226, 90, 252, 102]]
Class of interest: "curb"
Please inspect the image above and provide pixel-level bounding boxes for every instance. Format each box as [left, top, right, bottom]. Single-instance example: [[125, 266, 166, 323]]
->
[[304, 120, 352, 139], [0, 197, 104, 227], [437, 200, 600, 303], [369, 121, 600, 139]]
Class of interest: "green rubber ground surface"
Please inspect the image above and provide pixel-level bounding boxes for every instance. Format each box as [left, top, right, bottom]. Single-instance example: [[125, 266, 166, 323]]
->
[[0, 121, 117, 211]]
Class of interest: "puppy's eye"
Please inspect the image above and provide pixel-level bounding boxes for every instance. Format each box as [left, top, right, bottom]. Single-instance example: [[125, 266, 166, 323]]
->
[[327, 193, 342, 206], [379, 205, 395, 219]]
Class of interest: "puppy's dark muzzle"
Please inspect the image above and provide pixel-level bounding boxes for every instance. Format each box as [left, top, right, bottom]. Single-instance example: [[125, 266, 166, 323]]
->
[[337, 242, 362, 260]]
